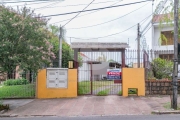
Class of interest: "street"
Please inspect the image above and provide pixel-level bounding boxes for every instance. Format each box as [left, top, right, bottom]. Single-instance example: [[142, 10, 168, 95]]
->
[[1, 115, 180, 120]]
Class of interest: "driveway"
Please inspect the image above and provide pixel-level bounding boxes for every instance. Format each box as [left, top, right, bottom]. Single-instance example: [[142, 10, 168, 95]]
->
[[2, 95, 179, 117]]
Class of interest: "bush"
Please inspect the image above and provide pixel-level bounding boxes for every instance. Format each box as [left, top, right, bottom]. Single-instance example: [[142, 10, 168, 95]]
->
[[3, 79, 29, 86], [152, 58, 173, 79], [97, 89, 109, 96]]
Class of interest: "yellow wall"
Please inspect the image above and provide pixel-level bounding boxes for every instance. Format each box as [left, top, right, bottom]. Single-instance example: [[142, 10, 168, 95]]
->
[[122, 68, 145, 97], [36, 69, 77, 99]]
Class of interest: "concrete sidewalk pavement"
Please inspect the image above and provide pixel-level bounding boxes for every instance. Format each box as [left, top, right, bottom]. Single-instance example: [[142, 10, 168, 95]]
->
[[1, 95, 180, 117]]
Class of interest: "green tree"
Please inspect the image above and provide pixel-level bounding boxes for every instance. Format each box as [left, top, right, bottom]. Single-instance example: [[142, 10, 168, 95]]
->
[[48, 24, 82, 68], [0, 6, 55, 78]]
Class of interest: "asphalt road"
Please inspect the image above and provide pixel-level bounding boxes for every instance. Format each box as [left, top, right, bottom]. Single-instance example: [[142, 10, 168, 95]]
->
[[1, 115, 180, 120]]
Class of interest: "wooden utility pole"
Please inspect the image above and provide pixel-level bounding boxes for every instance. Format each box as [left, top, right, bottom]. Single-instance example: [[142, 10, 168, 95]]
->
[[137, 23, 140, 68], [59, 25, 62, 68], [172, 0, 179, 110]]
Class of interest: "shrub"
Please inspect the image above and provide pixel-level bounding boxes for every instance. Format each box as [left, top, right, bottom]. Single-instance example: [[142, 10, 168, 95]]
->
[[152, 58, 173, 79], [3, 79, 29, 86], [97, 89, 109, 96]]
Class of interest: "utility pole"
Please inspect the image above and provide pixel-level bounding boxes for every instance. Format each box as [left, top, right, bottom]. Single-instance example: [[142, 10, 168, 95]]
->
[[59, 25, 63, 68], [137, 23, 140, 68], [172, 0, 179, 110]]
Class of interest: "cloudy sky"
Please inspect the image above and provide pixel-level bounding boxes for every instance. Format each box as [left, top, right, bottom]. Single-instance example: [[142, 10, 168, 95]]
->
[[2, 0, 169, 49]]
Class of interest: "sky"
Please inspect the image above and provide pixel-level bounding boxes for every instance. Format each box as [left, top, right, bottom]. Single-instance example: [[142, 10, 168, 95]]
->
[[2, 0, 168, 50]]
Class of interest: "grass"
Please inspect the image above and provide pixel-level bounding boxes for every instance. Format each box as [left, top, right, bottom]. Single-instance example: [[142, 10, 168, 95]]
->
[[78, 81, 114, 95], [128, 88, 137, 94], [163, 102, 180, 110], [118, 91, 122, 96], [97, 89, 110, 96], [0, 84, 35, 98]]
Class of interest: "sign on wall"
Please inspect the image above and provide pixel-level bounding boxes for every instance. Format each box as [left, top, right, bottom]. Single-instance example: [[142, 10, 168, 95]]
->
[[107, 69, 121, 80]]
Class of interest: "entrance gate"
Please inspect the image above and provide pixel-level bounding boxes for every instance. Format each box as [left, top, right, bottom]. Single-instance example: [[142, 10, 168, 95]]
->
[[71, 42, 129, 95]]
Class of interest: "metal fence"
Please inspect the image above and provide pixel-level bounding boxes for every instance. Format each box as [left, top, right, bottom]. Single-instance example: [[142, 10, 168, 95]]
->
[[77, 49, 174, 95], [0, 72, 36, 99]]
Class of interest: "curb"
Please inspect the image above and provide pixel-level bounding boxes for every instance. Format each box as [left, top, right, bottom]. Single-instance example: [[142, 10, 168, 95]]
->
[[0, 114, 18, 117], [152, 110, 180, 115]]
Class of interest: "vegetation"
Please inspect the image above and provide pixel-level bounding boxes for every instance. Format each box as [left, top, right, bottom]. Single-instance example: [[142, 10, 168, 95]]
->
[[0, 99, 9, 111], [0, 5, 83, 81], [48, 24, 83, 68], [118, 90, 122, 95], [0, 84, 35, 98], [163, 102, 180, 110], [78, 81, 91, 95], [152, 58, 173, 79], [128, 89, 137, 94], [0, 6, 55, 78], [3, 79, 29, 86], [0, 104, 10, 111], [78, 81, 114, 95], [97, 89, 109, 96]]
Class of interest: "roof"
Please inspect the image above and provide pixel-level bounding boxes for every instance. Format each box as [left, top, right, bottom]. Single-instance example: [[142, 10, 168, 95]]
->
[[71, 42, 129, 49], [153, 13, 173, 23]]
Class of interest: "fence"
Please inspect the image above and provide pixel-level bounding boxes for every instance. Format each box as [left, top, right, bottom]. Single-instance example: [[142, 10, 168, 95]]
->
[[0, 72, 36, 99], [145, 80, 180, 95]]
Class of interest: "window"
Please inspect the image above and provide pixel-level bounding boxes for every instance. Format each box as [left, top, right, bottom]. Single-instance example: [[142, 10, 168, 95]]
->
[[161, 31, 173, 45], [161, 31, 180, 45]]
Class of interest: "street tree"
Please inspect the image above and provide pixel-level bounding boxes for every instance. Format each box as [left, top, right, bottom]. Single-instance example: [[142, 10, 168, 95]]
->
[[0, 6, 55, 78]]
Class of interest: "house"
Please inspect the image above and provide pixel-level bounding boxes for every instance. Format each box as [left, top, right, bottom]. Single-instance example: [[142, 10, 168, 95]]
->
[[152, 13, 175, 60]]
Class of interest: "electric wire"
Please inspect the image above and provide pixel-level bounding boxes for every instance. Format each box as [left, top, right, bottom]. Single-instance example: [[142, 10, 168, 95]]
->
[[51, 1, 122, 24], [39, 0, 123, 8], [10, 1, 52, 7], [42, 0, 152, 17], [34, 1, 60, 10], [62, 0, 95, 27], [1, 0, 61, 4], [66, 14, 153, 40], [66, 2, 150, 30]]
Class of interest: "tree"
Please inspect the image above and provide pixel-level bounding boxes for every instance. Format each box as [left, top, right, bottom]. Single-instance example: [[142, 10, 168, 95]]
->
[[48, 24, 82, 68], [0, 6, 55, 78]]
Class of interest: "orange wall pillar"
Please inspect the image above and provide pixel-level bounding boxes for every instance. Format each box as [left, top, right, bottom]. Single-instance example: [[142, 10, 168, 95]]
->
[[122, 68, 145, 97], [36, 69, 77, 99]]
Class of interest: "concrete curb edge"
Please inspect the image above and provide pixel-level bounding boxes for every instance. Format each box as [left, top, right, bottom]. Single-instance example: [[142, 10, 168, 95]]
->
[[152, 110, 180, 115]]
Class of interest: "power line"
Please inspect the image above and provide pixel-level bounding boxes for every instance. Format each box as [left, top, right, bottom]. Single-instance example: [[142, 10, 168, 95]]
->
[[2, 0, 61, 4], [62, 0, 95, 27], [66, 14, 153, 40], [39, 0, 122, 8], [69, 24, 137, 40], [34, 1, 60, 10], [52, 1, 122, 24], [66, 2, 150, 30], [10, 1, 52, 7], [42, 0, 152, 17], [142, 25, 152, 36]]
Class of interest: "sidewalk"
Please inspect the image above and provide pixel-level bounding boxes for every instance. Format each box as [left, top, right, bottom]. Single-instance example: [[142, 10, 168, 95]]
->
[[1, 95, 180, 117]]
